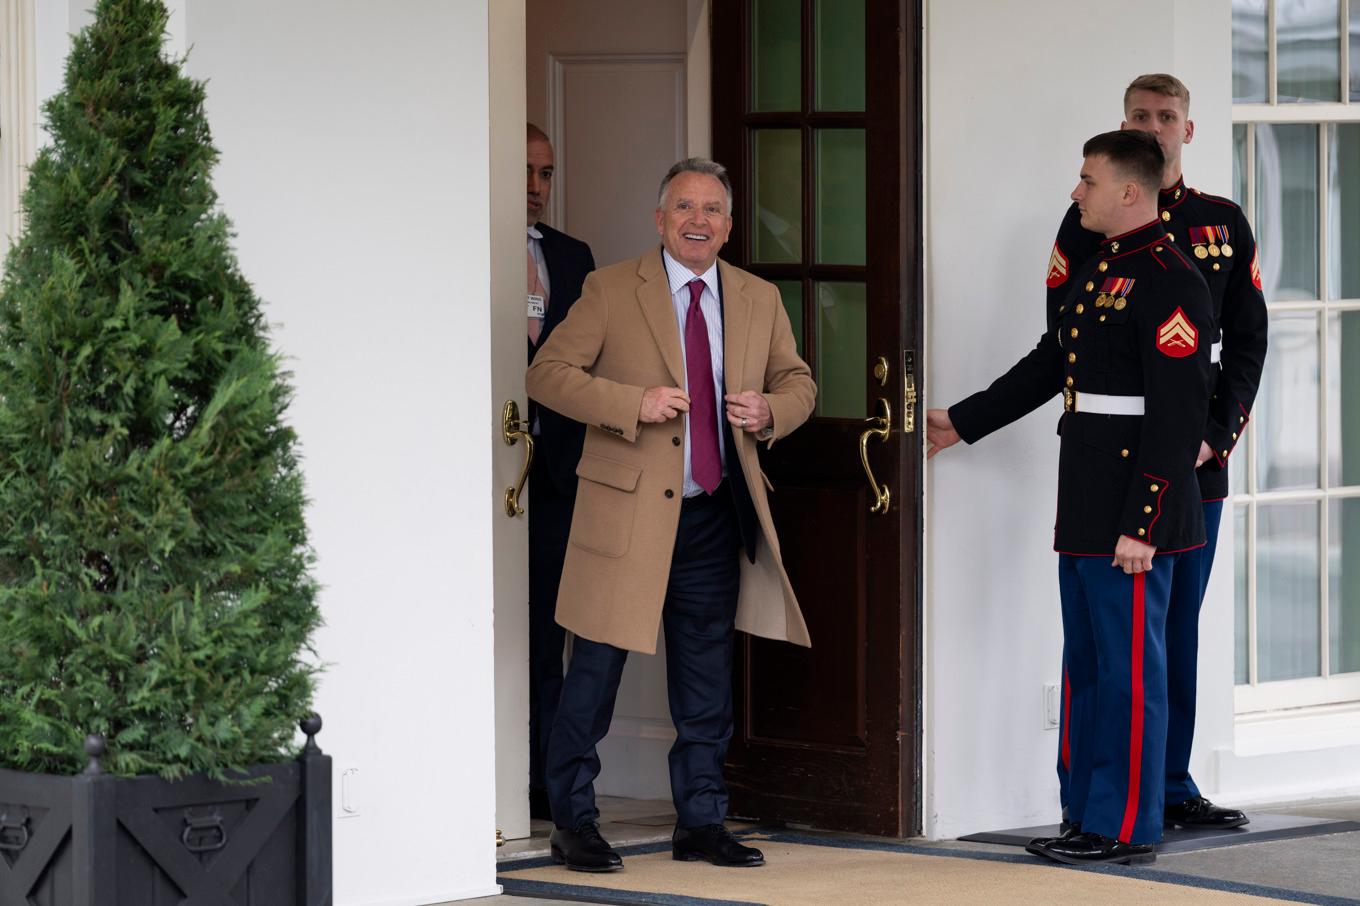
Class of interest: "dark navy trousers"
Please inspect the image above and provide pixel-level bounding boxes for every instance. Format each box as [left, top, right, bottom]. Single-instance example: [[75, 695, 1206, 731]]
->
[[1058, 552, 1176, 844], [1058, 500, 1222, 818], [544, 486, 741, 831]]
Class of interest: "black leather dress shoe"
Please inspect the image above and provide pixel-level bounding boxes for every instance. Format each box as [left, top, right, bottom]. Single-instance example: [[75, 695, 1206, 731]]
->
[[672, 824, 765, 867], [1164, 796, 1249, 829], [1032, 831, 1156, 865], [550, 824, 623, 872], [1058, 807, 1081, 837]]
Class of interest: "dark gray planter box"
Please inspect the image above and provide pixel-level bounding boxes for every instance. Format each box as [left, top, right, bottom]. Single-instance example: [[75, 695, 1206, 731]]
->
[[0, 718, 331, 906]]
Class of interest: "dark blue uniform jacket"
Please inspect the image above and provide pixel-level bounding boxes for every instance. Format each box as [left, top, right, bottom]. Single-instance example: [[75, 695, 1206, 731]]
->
[[951, 219, 1215, 555]]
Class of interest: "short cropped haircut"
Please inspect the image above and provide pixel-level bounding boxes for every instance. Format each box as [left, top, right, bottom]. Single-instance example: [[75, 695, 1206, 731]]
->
[[1082, 129, 1165, 198], [527, 122, 550, 144], [657, 158, 733, 215], [1124, 73, 1190, 116]]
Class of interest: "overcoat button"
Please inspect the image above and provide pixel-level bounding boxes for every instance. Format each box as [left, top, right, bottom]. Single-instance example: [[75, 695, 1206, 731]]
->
[[672, 436, 681, 446], [665, 489, 675, 499]]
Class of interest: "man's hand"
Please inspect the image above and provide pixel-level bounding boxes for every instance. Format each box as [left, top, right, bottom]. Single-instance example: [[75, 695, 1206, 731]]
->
[[1195, 440, 1213, 468], [1112, 535, 1156, 574], [640, 387, 690, 423], [724, 391, 772, 434], [926, 408, 961, 460]]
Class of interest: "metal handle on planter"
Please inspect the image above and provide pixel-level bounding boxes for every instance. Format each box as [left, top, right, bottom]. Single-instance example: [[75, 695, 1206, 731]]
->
[[0, 807, 29, 851], [502, 400, 534, 517], [182, 810, 227, 853]]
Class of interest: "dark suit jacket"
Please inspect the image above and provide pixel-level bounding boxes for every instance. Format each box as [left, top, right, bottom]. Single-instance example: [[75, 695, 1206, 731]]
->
[[529, 222, 595, 495]]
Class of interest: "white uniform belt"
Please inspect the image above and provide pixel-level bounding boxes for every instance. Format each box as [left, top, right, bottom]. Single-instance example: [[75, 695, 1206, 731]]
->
[[1211, 341, 1222, 364], [1064, 389, 1145, 416]]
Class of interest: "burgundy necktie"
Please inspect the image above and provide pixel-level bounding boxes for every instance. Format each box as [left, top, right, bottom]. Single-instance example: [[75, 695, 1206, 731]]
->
[[685, 279, 721, 493]]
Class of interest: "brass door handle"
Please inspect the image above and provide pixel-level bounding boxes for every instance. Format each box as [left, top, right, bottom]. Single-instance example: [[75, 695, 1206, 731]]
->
[[502, 400, 534, 517], [858, 397, 891, 514]]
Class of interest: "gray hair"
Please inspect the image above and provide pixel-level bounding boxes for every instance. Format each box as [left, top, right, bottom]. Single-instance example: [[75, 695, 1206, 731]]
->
[[657, 158, 733, 215]]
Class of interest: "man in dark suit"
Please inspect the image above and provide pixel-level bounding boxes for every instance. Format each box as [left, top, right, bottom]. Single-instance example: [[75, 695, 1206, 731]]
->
[[526, 122, 595, 821]]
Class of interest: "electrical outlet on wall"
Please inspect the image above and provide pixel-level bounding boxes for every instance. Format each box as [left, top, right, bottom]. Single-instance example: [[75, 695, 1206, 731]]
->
[[339, 765, 361, 818], [1043, 683, 1061, 729]]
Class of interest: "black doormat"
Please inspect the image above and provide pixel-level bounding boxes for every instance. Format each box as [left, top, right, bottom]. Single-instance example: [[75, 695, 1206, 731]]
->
[[959, 812, 1360, 854]]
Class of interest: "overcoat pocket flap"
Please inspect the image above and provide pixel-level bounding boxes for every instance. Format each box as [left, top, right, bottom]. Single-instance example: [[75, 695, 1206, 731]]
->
[[576, 454, 642, 492]]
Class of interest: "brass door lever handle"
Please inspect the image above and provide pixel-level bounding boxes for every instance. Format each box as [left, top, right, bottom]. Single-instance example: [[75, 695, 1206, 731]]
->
[[502, 400, 534, 517], [858, 397, 891, 514]]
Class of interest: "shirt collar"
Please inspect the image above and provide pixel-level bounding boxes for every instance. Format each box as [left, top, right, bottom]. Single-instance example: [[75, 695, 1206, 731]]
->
[[661, 247, 720, 299], [527, 224, 543, 240]]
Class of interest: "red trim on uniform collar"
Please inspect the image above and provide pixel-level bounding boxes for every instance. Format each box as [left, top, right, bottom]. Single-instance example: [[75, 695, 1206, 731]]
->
[[1159, 176, 1189, 211], [1100, 219, 1169, 259]]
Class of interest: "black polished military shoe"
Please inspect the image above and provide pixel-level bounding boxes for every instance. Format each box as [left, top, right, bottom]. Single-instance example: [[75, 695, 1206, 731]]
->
[[1164, 796, 1249, 829], [1058, 807, 1081, 837], [672, 824, 765, 867], [1031, 831, 1156, 865], [550, 824, 623, 872]]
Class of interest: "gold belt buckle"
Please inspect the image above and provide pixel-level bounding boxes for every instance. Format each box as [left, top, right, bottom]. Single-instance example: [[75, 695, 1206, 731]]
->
[[1063, 388, 1075, 412]]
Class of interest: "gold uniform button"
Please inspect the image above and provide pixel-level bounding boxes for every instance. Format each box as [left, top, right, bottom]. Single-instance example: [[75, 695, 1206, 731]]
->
[[1098, 261, 1109, 272], [1076, 303, 1085, 314], [1222, 449, 1230, 457], [1121, 449, 1130, 458], [1144, 505, 1153, 513], [1161, 210, 1171, 221], [1066, 376, 1074, 387], [1155, 246, 1164, 252], [1068, 353, 1077, 363], [1099, 314, 1107, 322], [1232, 432, 1238, 440], [1240, 416, 1246, 424], [1071, 328, 1079, 338], [1213, 262, 1221, 271], [1086, 281, 1095, 291], [1167, 232, 1175, 242], [1150, 483, 1160, 492], [1138, 528, 1146, 536]]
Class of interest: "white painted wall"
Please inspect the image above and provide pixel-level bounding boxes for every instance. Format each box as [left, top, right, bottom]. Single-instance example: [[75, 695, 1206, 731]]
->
[[923, 0, 1237, 839], [180, 4, 501, 900]]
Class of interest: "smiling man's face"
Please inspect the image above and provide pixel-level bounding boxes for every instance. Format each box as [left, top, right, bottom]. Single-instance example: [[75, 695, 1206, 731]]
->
[[655, 171, 733, 275]]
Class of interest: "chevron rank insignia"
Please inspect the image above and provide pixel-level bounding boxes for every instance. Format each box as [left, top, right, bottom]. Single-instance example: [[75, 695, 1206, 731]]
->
[[1046, 242, 1070, 288], [1251, 249, 1262, 290], [1156, 307, 1199, 358]]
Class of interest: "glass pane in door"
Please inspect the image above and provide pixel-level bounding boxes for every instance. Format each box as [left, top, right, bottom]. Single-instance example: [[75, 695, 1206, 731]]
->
[[815, 281, 866, 417], [753, 129, 803, 263], [815, 0, 865, 111], [815, 129, 866, 265], [1328, 124, 1360, 300], [753, 0, 801, 112], [775, 279, 805, 357]]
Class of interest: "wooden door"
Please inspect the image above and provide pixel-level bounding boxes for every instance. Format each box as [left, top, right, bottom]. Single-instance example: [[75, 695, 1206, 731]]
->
[[713, 0, 924, 837]]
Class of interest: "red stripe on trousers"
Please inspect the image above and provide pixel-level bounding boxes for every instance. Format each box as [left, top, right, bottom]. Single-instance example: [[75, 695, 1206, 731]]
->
[[1061, 666, 1071, 771], [1118, 572, 1147, 843]]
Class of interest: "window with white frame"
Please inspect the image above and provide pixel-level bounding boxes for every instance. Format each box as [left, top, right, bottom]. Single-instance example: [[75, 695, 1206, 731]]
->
[[1231, 0, 1360, 713]]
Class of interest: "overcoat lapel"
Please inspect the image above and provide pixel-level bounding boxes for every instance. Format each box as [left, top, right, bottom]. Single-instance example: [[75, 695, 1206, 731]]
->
[[718, 259, 751, 395], [636, 249, 686, 389]]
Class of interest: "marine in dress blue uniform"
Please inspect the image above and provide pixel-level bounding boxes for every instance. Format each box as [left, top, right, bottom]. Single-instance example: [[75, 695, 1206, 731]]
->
[[1044, 75, 1267, 832], [928, 130, 1214, 864]]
